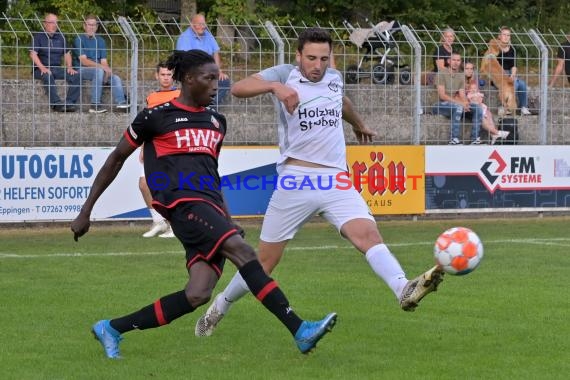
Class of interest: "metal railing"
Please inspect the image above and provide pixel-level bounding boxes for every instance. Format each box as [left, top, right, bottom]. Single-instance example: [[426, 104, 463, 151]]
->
[[0, 15, 568, 146]]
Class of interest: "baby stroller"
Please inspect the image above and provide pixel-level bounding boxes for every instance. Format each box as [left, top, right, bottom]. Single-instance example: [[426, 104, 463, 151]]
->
[[343, 20, 411, 85]]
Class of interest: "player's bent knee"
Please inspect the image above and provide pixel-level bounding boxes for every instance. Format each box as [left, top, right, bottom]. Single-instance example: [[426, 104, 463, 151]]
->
[[185, 290, 211, 308]]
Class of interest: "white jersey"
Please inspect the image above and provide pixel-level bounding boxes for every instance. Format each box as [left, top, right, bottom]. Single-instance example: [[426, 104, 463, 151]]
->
[[259, 64, 346, 172]]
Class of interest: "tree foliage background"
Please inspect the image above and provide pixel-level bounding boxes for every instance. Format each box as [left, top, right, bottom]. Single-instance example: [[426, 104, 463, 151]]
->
[[2, 0, 569, 32]]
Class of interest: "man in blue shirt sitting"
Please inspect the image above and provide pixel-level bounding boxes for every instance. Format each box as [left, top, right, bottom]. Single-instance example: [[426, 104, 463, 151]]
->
[[29, 13, 80, 112], [72, 15, 130, 113], [176, 13, 230, 107]]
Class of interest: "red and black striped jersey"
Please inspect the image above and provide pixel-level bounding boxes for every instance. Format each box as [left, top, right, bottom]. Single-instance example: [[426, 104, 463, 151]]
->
[[124, 99, 227, 209]]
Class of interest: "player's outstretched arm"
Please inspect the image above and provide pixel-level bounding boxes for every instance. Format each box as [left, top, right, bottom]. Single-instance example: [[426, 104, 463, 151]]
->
[[232, 74, 299, 115], [231, 74, 274, 98], [71, 137, 136, 241]]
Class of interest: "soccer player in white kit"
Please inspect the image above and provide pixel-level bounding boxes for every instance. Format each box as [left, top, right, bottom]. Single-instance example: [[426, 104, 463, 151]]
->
[[195, 28, 444, 337]]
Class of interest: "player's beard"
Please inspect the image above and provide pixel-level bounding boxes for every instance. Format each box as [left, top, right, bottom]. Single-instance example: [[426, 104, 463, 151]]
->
[[300, 66, 325, 83]]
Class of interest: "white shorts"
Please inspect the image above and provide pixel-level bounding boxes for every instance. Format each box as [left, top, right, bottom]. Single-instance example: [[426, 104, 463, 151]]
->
[[260, 166, 374, 242]]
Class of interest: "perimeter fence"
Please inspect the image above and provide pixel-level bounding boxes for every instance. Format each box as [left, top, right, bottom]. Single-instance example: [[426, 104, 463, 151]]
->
[[1, 14, 569, 146]]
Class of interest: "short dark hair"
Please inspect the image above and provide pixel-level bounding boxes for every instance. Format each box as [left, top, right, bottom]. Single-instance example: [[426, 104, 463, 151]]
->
[[297, 27, 332, 53], [165, 50, 215, 82], [156, 61, 168, 72]]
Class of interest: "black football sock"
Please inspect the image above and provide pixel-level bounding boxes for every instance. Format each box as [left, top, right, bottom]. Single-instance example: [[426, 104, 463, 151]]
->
[[239, 260, 303, 335], [110, 290, 195, 333]]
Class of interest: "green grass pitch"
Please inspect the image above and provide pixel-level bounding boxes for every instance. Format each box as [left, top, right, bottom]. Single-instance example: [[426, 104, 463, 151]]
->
[[0, 217, 568, 379]]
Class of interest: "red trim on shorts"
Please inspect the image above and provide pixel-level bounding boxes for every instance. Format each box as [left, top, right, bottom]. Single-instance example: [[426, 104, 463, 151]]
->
[[206, 229, 238, 259], [152, 198, 227, 219], [255, 281, 278, 302], [186, 257, 223, 277], [154, 300, 167, 326], [185, 228, 238, 277]]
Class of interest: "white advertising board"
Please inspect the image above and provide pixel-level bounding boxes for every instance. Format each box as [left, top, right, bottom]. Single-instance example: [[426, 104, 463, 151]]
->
[[0, 147, 142, 222], [0, 146, 281, 222], [425, 145, 570, 211], [426, 146, 570, 193]]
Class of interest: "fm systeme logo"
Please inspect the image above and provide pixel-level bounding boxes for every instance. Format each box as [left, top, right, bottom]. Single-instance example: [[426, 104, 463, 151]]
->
[[479, 150, 542, 193]]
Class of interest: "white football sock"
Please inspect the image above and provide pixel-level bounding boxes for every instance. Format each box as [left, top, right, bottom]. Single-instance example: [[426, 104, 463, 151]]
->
[[149, 208, 163, 223], [216, 271, 250, 314], [365, 243, 408, 299]]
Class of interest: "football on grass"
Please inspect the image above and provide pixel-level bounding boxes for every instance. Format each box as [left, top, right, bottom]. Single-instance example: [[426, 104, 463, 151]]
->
[[434, 227, 484, 275]]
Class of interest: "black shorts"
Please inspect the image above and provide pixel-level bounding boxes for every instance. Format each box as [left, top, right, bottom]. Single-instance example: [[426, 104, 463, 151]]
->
[[169, 200, 238, 277]]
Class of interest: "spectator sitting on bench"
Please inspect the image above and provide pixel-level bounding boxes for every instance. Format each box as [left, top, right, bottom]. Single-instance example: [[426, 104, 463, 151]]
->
[[496, 26, 531, 116], [432, 53, 483, 145], [29, 12, 80, 112], [72, 14, 129, 114]]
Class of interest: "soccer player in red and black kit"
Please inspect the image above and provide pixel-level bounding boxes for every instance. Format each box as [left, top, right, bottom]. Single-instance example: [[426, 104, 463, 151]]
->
[[71, 49, 336, 359]]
